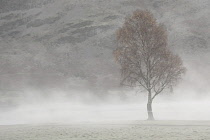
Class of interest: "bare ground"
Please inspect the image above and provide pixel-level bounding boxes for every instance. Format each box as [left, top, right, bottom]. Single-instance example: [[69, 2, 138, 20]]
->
[[0, 121, 210, 140]]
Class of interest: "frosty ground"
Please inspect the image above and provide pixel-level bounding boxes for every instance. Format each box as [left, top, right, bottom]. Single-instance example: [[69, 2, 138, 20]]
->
[[0, 121, 210, 140]]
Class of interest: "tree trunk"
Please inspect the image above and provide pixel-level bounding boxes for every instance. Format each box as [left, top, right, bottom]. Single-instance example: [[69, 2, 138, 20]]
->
[[147, 90, 155, 120], [147, 101, 154, 120]]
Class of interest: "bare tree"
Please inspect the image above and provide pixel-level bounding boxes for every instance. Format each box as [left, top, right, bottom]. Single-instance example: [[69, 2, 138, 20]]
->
[[114, 10, 186, 120]]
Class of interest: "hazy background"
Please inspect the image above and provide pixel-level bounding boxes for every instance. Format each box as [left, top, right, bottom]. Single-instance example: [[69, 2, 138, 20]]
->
[[0, 0, 210, 124]]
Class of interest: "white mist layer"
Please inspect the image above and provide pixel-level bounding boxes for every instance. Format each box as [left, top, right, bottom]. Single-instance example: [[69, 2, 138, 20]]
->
[[1, 95, 210, 125]]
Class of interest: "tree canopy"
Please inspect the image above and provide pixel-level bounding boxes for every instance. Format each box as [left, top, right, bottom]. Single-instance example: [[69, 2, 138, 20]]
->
[[114, 10, 186, 120]]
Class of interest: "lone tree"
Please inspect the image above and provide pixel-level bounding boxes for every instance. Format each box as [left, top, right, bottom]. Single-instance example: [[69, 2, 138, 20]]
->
[[114, 10, 186, 120]]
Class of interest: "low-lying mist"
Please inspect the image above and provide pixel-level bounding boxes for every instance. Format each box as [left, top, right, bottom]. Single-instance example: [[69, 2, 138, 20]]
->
[[1, 84, 210, 125], [0, 52, 210, 125]]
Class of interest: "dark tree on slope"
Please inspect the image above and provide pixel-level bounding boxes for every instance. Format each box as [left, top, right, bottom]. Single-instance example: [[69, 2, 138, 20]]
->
[[114, 10, 186, 120]]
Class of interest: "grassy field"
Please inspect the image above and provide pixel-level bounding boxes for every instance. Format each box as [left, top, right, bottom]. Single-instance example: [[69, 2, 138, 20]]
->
[[0, 121, 210, 140]]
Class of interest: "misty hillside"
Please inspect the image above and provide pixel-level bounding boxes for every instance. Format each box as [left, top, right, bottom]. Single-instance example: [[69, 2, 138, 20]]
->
[[0, 0, 210, 95]]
